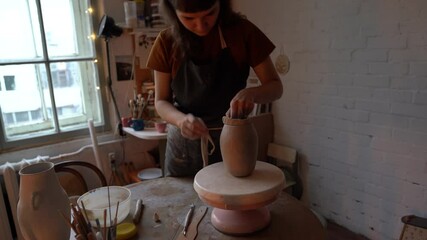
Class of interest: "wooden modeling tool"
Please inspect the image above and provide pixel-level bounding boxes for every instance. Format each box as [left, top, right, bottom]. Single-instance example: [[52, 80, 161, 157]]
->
[[182, 204, 195, 236], [176, 206, 208, 240], [132, 199, 144, 224]]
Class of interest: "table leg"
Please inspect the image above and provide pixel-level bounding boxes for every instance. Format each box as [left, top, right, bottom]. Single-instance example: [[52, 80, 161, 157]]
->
[[158, 139, 167, 177]]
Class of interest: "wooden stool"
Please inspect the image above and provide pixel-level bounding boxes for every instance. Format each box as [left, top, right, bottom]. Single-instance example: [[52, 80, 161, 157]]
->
[[194, 161, 285, 235]]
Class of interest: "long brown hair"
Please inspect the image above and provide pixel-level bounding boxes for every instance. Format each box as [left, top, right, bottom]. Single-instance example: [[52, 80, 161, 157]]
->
[[159, 0, 242, 59]]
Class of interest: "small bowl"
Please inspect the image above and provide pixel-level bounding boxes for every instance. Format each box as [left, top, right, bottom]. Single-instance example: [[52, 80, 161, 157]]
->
[[77, 186, 131, 227]]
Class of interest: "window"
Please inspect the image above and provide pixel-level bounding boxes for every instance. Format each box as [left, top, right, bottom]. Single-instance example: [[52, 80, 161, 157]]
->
[[3, 76, 16, 91], [0, 0, 107, 149]]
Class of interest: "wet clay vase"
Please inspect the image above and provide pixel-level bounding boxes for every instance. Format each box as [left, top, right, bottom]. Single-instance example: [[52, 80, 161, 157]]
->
[[17, 162, 71, 240], [220, 116, 258, 177]]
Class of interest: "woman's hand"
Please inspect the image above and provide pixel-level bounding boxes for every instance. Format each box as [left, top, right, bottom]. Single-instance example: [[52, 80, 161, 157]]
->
[[227, 88, 255, 119], [227, 56, 284, 119], [177, 114, 209, 140]]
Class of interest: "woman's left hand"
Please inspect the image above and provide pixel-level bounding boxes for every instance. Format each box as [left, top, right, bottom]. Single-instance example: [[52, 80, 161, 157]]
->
[[178, 114, 209, 140]]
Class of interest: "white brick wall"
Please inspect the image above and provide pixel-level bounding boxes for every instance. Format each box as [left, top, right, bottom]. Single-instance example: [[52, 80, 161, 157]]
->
[[235, 0, 427, 239]]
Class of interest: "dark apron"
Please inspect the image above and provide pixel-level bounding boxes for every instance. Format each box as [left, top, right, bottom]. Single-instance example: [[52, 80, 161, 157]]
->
[[165, 27, 249, 176]]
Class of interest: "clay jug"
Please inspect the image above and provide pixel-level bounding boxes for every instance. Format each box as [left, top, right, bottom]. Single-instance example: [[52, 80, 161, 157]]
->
[[220, 116, 258, 177], [17, 162, 71, 240]]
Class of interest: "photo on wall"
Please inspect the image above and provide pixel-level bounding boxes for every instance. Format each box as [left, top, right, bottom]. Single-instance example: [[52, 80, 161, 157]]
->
[[115, 55, 133, 81]]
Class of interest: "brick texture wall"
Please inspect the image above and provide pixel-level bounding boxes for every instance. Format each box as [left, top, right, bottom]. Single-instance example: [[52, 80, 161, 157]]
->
[[235, 0, 427, 239]]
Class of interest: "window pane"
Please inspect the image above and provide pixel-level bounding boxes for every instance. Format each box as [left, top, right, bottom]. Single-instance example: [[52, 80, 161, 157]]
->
[[0, 64, 56, 140], [0, 0, 105, 147], [52, 61, 103, 131], [0, 0, 44, 62], [4, 76, 16, 90], [41, 0, 95, 59]]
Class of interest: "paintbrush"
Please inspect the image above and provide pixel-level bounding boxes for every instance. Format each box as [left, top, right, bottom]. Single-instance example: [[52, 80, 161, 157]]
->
[[59, 210, 78, 235]]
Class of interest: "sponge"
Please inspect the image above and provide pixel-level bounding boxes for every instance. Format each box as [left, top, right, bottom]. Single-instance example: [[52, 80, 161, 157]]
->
[[116, 222, 137, 240]]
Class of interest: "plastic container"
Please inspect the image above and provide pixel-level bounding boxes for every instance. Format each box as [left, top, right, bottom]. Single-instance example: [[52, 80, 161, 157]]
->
[[124, 1, 138, 28], [77, 186, 131, 227]]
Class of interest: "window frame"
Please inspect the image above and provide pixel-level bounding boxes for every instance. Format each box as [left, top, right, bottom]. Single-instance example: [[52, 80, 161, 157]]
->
[[0, 0, 111, 151]]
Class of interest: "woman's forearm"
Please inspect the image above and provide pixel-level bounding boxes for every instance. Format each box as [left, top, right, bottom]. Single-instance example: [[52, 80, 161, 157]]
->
[[251, 80, 283, 104], [251, 56, 284, 104], [155, 99, 187, 127]]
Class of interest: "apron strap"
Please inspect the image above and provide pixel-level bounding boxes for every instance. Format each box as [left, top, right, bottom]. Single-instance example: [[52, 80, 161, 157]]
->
[[218, 26, 227, 49], [201, 135, 215, 167], [200, 127, 223, 167]]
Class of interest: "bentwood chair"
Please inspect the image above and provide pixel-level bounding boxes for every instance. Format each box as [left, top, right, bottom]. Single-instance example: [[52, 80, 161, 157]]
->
[[54, 160, 107, 196]]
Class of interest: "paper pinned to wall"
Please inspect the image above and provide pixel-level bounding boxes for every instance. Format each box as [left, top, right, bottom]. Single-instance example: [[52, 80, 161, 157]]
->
[[134, 31, 158, 68]]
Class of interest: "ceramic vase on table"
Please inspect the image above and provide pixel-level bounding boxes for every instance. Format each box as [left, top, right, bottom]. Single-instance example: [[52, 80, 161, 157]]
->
[[17, 162, 71, 240], [220, 116, 258, 177]]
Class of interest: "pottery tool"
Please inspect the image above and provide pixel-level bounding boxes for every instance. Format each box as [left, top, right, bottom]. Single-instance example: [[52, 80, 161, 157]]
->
[[95, 218, 101, 230], [72, 203, 92, 236], [153, 212, 161, 223], [80, 201, 93, 231], [95, 231, 103, 240], [106, 185, 112, 240], [103, 209, 107, 240], [95, 218, 103, 240], [182, 204, 195, 236], [132, 199, 144, 224], [114, 201, 120, 225], [106, 201, 120, 240], [60, 204, 101, 240], [175, 206, 208, 240]]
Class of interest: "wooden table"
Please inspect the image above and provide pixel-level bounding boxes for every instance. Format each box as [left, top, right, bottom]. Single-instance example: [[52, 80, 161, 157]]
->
[[123, 127, 167, 176], [123, 177, 326, 240]]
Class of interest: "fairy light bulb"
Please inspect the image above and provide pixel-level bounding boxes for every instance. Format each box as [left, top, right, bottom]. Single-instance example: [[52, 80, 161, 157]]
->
[[88, 33, 96, 40]]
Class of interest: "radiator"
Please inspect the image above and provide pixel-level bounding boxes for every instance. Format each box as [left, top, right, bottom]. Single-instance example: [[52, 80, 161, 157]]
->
[[0, 156, 49, 240], [0, 120, 112, 239]]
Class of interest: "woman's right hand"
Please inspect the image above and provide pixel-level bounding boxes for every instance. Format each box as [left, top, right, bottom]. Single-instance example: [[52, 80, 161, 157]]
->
[[177, 114, 208, 140]]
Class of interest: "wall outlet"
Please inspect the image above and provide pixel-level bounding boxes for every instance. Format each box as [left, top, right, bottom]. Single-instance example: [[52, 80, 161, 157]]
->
[[108, 152, 116, 162]]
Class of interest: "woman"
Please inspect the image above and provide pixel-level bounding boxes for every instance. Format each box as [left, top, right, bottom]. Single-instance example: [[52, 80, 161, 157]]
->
[[147, 0, 285, 176]]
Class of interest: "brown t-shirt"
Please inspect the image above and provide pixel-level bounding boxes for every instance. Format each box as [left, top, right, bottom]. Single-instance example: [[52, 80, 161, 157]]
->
[[146, 18, 275, 78]]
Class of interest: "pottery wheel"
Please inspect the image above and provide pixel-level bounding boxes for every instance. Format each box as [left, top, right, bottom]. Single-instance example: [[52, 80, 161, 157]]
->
[[194, 161, 285, 235]]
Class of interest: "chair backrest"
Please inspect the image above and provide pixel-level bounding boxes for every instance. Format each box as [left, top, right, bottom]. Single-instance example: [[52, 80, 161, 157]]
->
[[400, 215, 427, 240], [267, 143, 297, 165], [251, 113, 274, 162], [54, 160, 107, 196], [267, 142, 303, 200]]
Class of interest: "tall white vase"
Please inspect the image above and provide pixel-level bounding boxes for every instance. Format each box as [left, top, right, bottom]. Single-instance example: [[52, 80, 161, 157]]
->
[[17, 162, 71, 240]]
